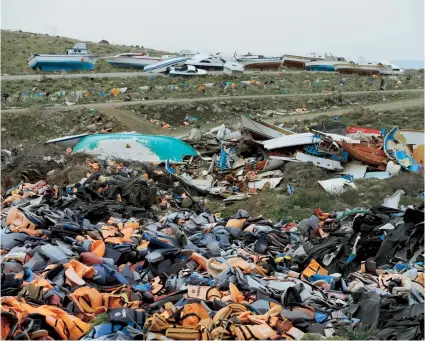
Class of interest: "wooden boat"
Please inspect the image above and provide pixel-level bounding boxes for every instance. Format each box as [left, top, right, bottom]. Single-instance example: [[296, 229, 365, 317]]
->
[[334, 58, 384, 75], [339, 141, 388, 167], [282, 53, 324, 69]]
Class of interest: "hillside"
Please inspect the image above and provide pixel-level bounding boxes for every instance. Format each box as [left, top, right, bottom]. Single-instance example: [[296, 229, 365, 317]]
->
[[1, 30, 172, 75]]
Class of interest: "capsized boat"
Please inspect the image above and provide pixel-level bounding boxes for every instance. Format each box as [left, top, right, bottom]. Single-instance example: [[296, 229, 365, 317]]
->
[[72, 133, 198, 162], [235, 52, 283, 70], [27, 42, 97, 71], [105, 53, 162, 69], [334, 57, 384, 75], [383, 127, 423, 173], [168, 65, 207, 76], [185, 54, 226, 70], [282, 53, 324, 69], [144, 56, 189, 73], [304, 54, 351, 71]]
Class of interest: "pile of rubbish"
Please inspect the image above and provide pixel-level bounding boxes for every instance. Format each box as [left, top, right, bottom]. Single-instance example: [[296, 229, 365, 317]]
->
[[168, 115, 424, 199], [1, 157, 424, 340], [42, 114, 424, 202]]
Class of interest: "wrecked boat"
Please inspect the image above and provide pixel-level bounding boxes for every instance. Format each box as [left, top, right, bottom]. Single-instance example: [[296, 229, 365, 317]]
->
[[384, 127, 424, 173], [235, 53, 283, 70], [223, 61, 244, 76], [334, 58, 384, 75], [143, 56, 189, 73], [184, 54, 225, 71], [105, 53, 162, 69], [72, 133, 198, 162], [241, 115, 294, 140], [304, 53, 351, 72], [27, 42, 97, 71], [282, 52, 324, 69], [338, 140, 388, 168]]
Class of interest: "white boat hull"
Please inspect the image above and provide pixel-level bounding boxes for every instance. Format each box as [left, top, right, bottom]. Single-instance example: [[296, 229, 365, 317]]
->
[[144, 56, 189, 73], [106, 56, 161, 69]]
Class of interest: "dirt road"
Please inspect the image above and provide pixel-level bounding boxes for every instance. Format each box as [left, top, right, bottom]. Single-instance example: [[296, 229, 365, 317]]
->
[[2, 89, 422, 114], [39, 96, 420, 136], [168, 96, 424, 136]]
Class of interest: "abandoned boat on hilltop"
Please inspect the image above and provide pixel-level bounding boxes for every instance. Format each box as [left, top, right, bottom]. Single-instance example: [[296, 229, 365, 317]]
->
[[304, 54, 352, 71], [185, 54, 226, 71], [378, 60, 405, 75], [143, 56, 189, 73], [235, 53, 283, 70], [27, 42, 97, 71], [282, 53, 324, 69], [105, 53, 162, 69], [334, 58, 384, 75]]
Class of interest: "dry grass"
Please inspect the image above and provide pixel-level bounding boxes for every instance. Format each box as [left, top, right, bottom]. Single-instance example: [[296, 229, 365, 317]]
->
[[1, 30, 172, 74]]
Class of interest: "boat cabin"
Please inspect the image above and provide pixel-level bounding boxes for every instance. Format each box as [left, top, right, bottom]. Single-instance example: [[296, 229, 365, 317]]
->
[[66, 42, 90, 55]]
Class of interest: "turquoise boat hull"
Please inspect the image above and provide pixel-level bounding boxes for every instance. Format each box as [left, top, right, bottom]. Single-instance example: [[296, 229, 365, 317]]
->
[[304, 64, 336, 71], [73, 133, 198, 162]]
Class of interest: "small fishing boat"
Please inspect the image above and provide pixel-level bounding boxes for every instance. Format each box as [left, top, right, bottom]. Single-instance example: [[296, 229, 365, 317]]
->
[[339, 141, 388, 168], [105, 53, 162, 69], [235, 53, 283, 70], [168, 65, 207, 76], [282, 53, 324, 69], [27, 42, 97, 71], [185, 54, 226, 70], [383, 127, 423, 173], [144, 56, 189, 73], [304, 54, 351, 71], [334, 58, 384, 75]]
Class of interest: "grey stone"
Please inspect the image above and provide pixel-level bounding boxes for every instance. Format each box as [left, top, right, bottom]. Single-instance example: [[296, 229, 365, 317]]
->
[[85, 123, 96, 131], [196, 106, 204, 113], [181, 197, 193, 208], [1, 127, 6, 133]]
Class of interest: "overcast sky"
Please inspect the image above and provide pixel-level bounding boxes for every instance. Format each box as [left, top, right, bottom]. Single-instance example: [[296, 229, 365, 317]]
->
[[1, 0, 424, 60]]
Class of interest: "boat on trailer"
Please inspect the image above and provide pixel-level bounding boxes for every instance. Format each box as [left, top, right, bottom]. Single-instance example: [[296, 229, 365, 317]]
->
[[105, 53, 162, 69], [27, 42, 97, 71]]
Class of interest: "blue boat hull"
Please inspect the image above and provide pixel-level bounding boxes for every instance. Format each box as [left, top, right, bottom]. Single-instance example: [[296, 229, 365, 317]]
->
[[305, 65, 336, 71], [30, 60, 95, 71]]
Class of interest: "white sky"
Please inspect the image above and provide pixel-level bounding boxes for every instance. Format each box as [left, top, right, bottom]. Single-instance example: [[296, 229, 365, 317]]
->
[[1, 0, 424, 60]]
